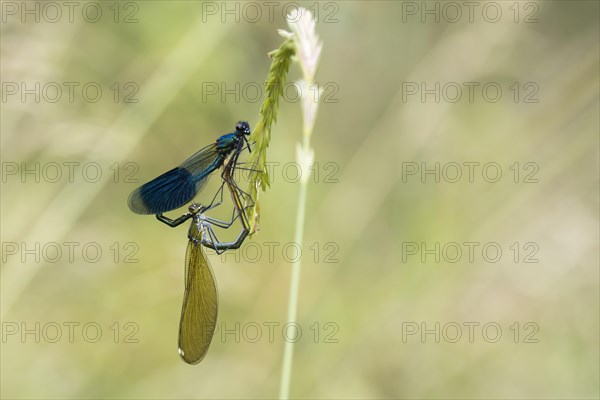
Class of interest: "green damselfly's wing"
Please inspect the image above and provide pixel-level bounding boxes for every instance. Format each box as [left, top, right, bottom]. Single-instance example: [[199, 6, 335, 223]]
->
[[178, 241, 218, 364]]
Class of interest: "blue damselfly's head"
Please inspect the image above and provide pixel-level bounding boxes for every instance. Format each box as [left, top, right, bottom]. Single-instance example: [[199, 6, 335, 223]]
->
[[235, 121, 251, 136]]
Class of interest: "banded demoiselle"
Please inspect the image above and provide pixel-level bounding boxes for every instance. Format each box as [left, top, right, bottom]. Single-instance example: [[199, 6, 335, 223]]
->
[[128, 121, 251, 215], [156, 161, 252, 364]]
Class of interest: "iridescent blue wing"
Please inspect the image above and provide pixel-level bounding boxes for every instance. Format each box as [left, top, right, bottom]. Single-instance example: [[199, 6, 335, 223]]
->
[[128, 143, 221, 215]]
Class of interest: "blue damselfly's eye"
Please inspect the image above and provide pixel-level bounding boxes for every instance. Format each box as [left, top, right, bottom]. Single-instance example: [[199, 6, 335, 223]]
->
[[236, 121, 250, 135]]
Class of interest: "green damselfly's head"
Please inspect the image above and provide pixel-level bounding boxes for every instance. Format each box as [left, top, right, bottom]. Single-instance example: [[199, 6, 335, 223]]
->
[[235, 121, 251, 136]]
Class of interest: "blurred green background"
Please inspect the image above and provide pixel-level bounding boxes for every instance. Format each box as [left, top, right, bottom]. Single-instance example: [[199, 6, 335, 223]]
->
[[1, 1, 598, 399]]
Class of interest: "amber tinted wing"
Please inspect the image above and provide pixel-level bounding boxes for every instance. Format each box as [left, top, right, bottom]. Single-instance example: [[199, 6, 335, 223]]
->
[[178, 241, 218, 364]]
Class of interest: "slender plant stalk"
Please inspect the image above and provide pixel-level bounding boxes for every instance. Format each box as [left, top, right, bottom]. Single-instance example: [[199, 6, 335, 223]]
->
[[278, 9, 322, 400], [243, 9, 321, 398], [279, 185, 306, 397], [279, 134, 312, 399]]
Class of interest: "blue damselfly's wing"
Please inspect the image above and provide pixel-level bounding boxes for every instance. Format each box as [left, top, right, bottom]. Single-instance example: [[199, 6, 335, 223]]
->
[[178, 240, 218, 364], [128, 143, 220, 214]]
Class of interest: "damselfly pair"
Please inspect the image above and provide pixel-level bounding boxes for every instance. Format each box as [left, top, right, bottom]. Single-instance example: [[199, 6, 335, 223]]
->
[[128, 121, 255, 364]]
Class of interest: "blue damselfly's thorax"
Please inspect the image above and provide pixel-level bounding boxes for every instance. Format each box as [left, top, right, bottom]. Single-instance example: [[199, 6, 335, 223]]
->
[[215, 121, 251, 155]]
